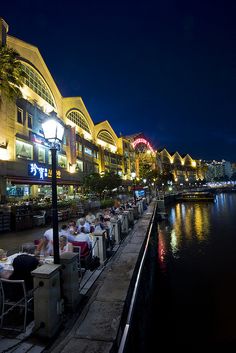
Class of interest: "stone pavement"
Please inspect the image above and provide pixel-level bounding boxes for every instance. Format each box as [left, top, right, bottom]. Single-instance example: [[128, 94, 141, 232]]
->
[[0, 202, 155, 353]]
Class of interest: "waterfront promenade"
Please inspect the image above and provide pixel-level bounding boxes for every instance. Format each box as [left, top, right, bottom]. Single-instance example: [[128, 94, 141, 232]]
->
[[0, 201, 155, 353]]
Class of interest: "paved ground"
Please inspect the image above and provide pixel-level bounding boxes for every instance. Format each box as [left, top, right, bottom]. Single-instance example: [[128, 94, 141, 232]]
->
[[0, 222, 65, 255]]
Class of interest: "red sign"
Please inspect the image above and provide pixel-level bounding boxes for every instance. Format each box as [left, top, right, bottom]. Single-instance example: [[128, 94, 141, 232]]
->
[[132, 138, 154, 153]]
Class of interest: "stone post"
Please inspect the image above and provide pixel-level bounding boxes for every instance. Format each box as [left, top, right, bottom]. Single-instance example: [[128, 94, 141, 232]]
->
[[93, 230, 107, 264], [32, 264, 62, 338], [121, 212, 129, 235], [138, 201, 144, 216], [110, 217, 121, 244], [60, 252, 80, 311], [127, 208, 134, 227], [132, 205, 139, 219]]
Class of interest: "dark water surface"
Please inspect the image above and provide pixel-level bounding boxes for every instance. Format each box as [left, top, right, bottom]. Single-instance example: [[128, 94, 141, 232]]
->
[[149, 193, 236, 352]]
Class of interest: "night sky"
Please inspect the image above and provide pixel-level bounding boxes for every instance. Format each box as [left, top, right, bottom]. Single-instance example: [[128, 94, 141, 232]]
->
[[1, 0, 236, 161]]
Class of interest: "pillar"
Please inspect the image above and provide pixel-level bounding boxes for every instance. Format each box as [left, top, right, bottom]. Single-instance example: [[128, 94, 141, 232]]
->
[[32, 264, 62, 338], [93, 230, 107, 264], [60, 252, 80, 311], [110, 218, 121, 244]]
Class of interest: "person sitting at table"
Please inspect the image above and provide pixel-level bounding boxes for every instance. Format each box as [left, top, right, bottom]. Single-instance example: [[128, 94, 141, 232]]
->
[[76, 217, 91, 233], [73, 231, 93, 249], [85, 211, 96, 224], [9, 253, 39, 292], [59, 224, 70, 237], [59, 235, 73, 254], [35, 233, 53, 257]]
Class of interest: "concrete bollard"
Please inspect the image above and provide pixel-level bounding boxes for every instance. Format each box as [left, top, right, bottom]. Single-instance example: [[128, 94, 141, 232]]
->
[[138, 201, 143, 216], [32, 264, 62, 338], [60, 252, 80, 311], [127, 208, 134, 226], [132, 205, 139, 219], [93, 229, 107, 264], [121, 212, 129, 235], [110, 217, 121, 244]]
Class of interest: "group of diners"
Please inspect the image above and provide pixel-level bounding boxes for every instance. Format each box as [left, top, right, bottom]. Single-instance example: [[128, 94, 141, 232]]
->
[[0, 201, 137, 297]]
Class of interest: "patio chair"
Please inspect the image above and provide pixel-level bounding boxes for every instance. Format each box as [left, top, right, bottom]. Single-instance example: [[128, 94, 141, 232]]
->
[[0, 278, 34, 332]]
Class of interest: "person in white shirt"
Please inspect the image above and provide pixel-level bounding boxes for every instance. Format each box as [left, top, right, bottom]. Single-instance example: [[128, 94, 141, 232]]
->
[[59, 224, 70, 238], [74, 232, 93, 249], [76, 218, 91, 233], [85, 212, 96, 224], [43, 228, 53, 242], [59, 236, 73, 254]]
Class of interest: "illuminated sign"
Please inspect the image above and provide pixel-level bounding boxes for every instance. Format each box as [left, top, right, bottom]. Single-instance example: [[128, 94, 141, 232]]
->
[[28, 163, 61, 180], [132, 138, 154, 153]]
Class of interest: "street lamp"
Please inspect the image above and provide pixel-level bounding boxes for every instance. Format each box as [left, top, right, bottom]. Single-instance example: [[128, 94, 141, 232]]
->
[[131, 172, 137, 204], [42, 116, 65, 264]]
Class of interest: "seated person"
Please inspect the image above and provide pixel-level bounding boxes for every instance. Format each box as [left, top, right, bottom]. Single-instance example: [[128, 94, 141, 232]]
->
[[68, 220, 77, 235], [73, 231, 93, 249], [9, 254, 39, 298], [59, 224, 70, 237], [94, 217, 105, 232], [85, 212, 96, 224], [59, 235, 73, 254], [76, 218, 91, 233], [35, 233, 53, 257]]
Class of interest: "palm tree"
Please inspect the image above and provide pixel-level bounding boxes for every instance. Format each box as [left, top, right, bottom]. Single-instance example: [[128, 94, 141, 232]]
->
[[0, 46, 25, 100]]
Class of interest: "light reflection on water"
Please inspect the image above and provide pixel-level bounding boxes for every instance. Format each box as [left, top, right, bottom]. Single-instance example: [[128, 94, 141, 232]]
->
[[154, 192, 236, 348], [165, 200, 212, 258]]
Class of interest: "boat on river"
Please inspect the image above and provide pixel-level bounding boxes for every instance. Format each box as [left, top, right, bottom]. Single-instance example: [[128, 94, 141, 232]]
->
[[176, 191, 215, 202]]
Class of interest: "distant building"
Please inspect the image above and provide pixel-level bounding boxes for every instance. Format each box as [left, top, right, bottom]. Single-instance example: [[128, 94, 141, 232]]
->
[[204, 160, 233, 181]]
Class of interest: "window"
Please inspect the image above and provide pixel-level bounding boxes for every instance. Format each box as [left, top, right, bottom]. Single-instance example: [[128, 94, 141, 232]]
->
[[16, 140, 33, 160], [17, 108, 23, 124], [93, 151, 98, 159], [27, 113, 33, 129], [76, 160, 83, 172], [48, 150, 52, 164], [97, 130, 115, 146], [21, 63, 55, 107], [67, 111, 90, 133], [77, 143, 83, 152], [38, 146, 45, 163], [84, 147, 92, 156], [58, 154, 67, 168]]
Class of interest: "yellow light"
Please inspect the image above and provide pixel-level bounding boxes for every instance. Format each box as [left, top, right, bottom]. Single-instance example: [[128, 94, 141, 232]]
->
[[83, 132, 92, 140], [192, 161, 196, 167], [0, 148, 9, 161], [69, 164, 76, 173], [181, 161, 184, 165]]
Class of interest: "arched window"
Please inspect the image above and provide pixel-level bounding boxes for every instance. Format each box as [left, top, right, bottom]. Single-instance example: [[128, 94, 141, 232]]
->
[[67, 110, 90, 133], [21, 63, 55, 107], [97, 130, 115, 146]]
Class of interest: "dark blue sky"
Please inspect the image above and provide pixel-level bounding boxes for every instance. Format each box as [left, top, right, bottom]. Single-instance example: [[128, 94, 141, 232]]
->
[[2, 0, 236, 161]]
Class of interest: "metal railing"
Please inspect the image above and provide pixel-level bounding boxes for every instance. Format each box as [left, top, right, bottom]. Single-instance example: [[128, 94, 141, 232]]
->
[[118, 201, 157, 353]]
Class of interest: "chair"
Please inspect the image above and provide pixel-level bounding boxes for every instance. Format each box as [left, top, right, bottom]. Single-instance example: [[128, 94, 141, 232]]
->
[[33, 210, 46, 226], [72, 241, 91, 270], [0, 278, 34, 332]]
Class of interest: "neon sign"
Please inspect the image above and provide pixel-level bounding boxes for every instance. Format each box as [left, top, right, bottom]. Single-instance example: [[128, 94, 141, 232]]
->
[[28, 163, 61, 180], [132, 138, 154, 153]]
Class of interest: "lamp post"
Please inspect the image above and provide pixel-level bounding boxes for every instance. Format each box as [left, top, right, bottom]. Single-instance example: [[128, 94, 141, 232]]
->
[[42, 116, 65, 264], [131, 172, 137, 204]]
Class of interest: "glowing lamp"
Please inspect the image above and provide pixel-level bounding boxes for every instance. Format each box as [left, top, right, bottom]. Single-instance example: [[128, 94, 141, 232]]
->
[[42, 118, 64, 144]]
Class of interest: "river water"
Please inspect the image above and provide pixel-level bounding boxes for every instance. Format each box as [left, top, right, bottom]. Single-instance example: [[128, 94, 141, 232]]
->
[[148, 192, 236, 352]]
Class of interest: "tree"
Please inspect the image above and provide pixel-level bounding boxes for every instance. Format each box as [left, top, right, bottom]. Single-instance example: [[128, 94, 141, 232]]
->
[[0, 46, 25, 101], [83, 171, 122, 200]]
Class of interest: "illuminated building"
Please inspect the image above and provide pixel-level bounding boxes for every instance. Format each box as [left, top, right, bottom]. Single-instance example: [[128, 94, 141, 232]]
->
[[0, 19, 135, 201], [157, 148, 204, 183]]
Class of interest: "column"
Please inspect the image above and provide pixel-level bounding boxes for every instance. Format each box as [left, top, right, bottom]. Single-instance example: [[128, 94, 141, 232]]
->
[[32, 264, 62, 338]]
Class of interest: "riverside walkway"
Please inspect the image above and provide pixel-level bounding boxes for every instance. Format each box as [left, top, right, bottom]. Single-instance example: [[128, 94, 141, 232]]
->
[[0, 201, 155, 353]]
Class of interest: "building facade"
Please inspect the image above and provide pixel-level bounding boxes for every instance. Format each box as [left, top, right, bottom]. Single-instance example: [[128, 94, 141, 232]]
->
[[0, 19, 135, 201]]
